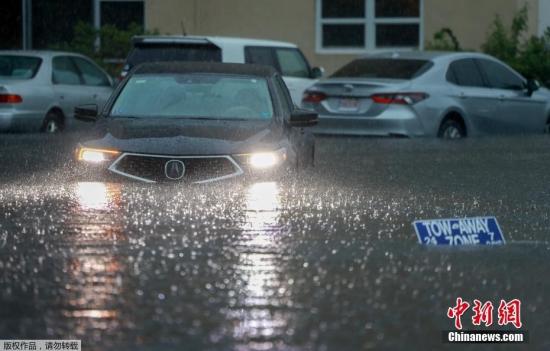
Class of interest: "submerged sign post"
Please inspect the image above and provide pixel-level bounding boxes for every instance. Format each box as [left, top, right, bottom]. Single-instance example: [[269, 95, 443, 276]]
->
[[413, 217, 505, 246]]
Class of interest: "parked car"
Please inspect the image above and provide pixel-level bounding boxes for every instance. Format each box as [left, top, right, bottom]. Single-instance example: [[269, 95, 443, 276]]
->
[[120, 35, 324, 105], [75, 62, 317, 183], [302, 51, 550, 138], [0, 51, 114, 133]]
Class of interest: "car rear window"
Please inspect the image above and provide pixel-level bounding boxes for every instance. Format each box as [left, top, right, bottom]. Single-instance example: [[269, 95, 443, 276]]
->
[[0, 55, 42, 79], [331, 58, 433, 79], [126, 44, 222, 69]]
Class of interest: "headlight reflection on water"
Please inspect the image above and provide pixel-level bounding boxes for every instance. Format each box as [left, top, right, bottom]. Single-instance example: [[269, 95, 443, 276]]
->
[[232, 182, 291, 345], [75, 182, 120, 211]]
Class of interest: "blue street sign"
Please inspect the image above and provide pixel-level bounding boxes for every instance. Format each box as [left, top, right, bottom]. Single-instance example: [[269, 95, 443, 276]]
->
[[413, 217, 505, 246]]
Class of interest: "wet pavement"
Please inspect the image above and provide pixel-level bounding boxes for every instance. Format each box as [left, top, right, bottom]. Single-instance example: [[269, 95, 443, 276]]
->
[[1, 132, 550, 350]]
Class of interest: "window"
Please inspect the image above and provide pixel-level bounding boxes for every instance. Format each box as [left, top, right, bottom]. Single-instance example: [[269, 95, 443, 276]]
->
[[245, 47, 278, 68], [246, 47, 312, 79], [447, 59, 485, 88], [52, 56, 81, 85], [477, 59, 524, 90], [274, 49, 311, 79], [72, 57, 110, 87], [127, 44, 222, 69], [317, 0, 423, 52], [332, 58, 432, 79], [97, 0, 144, 30], [0, 56, 42, 79]]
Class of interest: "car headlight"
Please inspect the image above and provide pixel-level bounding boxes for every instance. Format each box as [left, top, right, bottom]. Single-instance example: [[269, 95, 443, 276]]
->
[[77, 147, 120, 163], [246, 148, 287, 170]]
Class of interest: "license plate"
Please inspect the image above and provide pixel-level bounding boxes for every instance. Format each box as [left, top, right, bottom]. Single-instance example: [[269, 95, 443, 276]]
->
[[338, 98, 360, 111]]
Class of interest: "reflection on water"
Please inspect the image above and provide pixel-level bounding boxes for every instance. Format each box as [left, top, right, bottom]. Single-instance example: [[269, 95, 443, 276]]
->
[[232, 182, 291, 349], [55, 182, 126, 344], [75, 182, 121, 211]]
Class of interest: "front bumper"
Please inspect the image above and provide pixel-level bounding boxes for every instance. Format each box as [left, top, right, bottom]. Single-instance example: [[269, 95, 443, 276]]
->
[[311, 105, 426, 137]]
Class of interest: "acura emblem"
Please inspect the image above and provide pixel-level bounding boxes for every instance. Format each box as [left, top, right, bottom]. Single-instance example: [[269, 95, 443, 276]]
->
[[165, 160, 186, 180]]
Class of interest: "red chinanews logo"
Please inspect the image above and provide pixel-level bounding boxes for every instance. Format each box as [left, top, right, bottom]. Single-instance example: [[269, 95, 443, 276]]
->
[[447, 298, 522, 330]]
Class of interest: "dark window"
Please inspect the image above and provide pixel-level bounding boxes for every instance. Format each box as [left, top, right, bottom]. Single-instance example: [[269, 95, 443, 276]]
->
[[447, 59, 485, 87], [127, 44, 222, 69], [0, 0, 22, 49], [0, 56, 42, 79], [52, 56, 81, 85], [375, 0, 420, 17], [101, 1, 144, 30], [72, 57, 110, 86], [318, 0, 421, 49], [322, 24, 365, 48], [32, 0, 92, 49], [245, 47, 278, 68], [332, 58, 433, 79], [477, 59, 524, 90], [274, 49, 311, 78], [376, 24, 420, 47], [322, 0, 365, 18]]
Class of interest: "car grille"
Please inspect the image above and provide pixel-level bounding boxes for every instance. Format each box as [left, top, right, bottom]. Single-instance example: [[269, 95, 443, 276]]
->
[[109, 153, 242, 183]]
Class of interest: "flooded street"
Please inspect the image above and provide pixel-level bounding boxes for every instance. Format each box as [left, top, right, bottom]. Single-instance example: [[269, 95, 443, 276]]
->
[[1, 133, 550, 350]]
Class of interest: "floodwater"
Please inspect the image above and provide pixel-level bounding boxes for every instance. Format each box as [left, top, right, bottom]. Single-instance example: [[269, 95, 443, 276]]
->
[[0, 133, 549, 350]]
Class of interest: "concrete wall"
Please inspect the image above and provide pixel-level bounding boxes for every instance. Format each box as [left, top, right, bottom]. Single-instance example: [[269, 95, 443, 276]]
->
[[146, 0, 541, 74]]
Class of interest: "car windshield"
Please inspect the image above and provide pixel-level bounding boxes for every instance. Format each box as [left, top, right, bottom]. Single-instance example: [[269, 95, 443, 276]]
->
[[0, 55, 42, 79], [110, 73, 274, 120], [331, 58, 432, 79]]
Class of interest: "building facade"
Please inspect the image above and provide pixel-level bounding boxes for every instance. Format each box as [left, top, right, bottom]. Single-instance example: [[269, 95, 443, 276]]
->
[[145, 0, 549, 73], [2, 0, 549, 73]]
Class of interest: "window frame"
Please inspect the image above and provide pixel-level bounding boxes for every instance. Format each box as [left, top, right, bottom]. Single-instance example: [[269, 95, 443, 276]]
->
[[315, 0, 424, 54]]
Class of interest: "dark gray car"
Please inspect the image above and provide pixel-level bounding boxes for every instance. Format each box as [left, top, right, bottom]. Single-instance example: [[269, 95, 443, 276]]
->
[[302, 52, 550, 138], [75, 62, 317, 184]]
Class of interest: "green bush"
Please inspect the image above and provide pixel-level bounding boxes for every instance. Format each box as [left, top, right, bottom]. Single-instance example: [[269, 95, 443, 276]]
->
[[426, 28, 462, 51], [482, 6, 550, 86]]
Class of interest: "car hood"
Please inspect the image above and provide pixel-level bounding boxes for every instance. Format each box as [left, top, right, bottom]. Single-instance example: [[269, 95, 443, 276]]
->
[[83, 117, 284, 155]]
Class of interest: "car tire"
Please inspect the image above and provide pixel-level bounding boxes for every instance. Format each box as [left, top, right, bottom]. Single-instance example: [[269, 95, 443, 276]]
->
[[438, 119, 466, 139], [41, 111, 64, 134]]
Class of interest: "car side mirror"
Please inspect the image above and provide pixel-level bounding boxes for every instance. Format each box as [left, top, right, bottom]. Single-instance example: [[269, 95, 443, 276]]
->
[[311, 66, 325, 79], [525, 79, 540, 96], [75, 104, 98, 122], [289, 109, 318, 127]]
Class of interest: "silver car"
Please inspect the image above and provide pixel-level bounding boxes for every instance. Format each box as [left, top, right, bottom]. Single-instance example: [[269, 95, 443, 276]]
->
[[302, 52, 550, 138], [0, 51, 114, 133]]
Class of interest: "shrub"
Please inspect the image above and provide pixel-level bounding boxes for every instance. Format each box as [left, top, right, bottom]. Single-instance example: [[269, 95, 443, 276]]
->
[[426, 28, 462, 51]]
